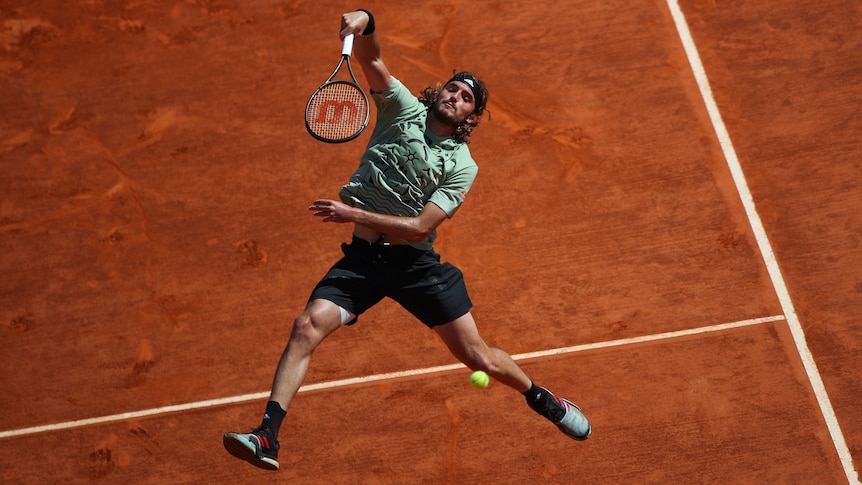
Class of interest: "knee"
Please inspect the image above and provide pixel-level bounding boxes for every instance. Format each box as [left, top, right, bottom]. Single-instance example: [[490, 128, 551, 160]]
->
[[289, 306, 338, 346], [462, 345, 494, 372], [289, 312, 318, 344], [470, 346, 514, 376]]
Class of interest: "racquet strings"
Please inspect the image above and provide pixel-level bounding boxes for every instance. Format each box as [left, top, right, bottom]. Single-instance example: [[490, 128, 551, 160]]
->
[[306, 82, 368, 141]]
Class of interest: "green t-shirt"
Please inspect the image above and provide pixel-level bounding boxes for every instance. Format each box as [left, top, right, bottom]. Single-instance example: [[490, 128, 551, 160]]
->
[[339, 77, 478, 250]]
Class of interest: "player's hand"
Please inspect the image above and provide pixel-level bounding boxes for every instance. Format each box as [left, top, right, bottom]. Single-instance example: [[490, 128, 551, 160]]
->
[[310, 199, 352, 223], [340, 11, 368, 39]]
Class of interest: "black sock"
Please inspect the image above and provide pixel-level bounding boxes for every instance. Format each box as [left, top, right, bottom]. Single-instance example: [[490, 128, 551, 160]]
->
[[522, 382, 542, 402], [523, 383, 565, 423], [261, 401, 286, 437]]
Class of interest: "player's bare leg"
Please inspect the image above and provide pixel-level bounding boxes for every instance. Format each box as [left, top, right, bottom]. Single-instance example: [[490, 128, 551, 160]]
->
[[433, 312, 532, 392], [223, 298, 346, 470], [269, 298, 345, 408], [433, 312, 591, 441]]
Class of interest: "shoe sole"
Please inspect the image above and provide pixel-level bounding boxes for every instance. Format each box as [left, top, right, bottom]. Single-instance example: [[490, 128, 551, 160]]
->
[[223, 433, 279, 471], [557, 400, 592, 441]]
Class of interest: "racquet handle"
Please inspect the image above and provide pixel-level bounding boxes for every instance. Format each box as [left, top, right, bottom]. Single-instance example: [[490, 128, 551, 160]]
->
[[342, 34, 354, 57]]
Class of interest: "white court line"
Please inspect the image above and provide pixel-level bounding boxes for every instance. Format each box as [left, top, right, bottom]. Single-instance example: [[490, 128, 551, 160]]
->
[[665, 2, 859, 483], [0, 315, 783, 440]]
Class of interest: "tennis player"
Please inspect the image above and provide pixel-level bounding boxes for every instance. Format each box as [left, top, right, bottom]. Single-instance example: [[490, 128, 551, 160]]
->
[[223, 8, 591, 471]]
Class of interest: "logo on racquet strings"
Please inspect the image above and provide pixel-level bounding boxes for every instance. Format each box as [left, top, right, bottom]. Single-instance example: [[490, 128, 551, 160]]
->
[[316, 100, 358, 124]]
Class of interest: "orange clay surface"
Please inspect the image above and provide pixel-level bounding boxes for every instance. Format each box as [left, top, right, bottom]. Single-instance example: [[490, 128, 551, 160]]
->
[[1, 1, 860, 483]]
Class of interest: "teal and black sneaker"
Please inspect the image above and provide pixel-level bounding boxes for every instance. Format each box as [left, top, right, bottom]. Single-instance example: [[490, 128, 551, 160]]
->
[[555, 398, 592, 441], [526, 386, 592, 441], [223, 425, 280, 470]]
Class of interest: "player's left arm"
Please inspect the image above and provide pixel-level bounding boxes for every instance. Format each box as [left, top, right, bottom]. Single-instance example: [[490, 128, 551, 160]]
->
[[310, 200, 448, 243], [340, 10, 391, 93]]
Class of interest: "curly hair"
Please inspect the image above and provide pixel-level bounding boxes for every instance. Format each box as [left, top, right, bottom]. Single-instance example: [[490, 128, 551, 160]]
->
[[418, 71, 489, 144]]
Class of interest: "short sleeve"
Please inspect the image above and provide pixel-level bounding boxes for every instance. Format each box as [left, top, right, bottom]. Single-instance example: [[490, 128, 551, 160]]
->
[[428, 148, 478, 217]]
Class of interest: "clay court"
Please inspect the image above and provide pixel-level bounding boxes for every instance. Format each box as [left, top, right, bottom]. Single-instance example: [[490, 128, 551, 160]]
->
[[2, 1, 861, 483]]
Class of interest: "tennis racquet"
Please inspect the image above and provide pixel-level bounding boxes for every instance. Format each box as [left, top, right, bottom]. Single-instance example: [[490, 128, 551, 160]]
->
[[305, 34, 370, 143]]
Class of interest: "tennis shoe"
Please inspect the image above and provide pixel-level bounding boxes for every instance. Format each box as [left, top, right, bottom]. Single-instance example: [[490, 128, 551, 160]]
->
[[223, 425, 280, 470], [555, 398, 592, 441], [527, 387, 591, 441]]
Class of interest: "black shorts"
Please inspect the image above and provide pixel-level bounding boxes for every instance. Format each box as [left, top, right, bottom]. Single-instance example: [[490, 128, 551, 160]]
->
[[308, 236, 473, 327]]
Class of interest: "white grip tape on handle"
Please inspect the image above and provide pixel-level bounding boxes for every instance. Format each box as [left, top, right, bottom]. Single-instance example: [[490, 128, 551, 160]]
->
[[342, 34, 354, 56]]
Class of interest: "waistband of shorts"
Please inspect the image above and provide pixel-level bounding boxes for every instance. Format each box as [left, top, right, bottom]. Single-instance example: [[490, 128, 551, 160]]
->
[[348, 235, 428, 257]]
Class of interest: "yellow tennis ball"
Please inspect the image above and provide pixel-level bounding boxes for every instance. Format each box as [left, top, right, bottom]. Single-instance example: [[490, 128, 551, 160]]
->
[[470, 370, 489, 389]]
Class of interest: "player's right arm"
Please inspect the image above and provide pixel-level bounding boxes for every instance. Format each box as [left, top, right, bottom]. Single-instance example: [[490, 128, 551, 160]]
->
[[311, 199, 449, 244], [340, 10, 392, 93]]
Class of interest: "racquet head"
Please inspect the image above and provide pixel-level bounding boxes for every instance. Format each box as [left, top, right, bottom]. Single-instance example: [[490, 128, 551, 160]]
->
[[305, 81, 369, 143]]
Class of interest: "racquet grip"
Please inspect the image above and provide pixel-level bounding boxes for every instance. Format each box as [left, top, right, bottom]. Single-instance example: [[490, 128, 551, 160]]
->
[[342, 34, 354, 57]]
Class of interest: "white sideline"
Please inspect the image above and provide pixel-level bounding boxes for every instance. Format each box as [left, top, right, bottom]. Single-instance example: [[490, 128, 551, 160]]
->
[[0, 315, 783, 440], [665, 2, 859, 483]]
